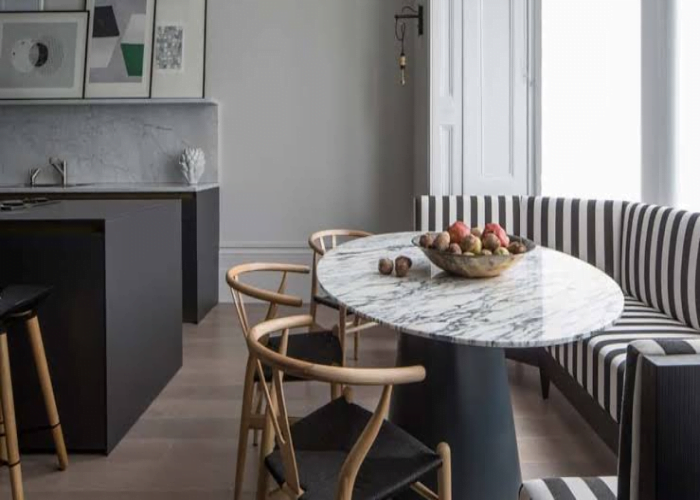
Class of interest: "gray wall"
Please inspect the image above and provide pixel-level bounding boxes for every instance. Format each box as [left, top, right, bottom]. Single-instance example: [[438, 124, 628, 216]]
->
[[0, 104, 218, 184], [207, 0, 417, 300]]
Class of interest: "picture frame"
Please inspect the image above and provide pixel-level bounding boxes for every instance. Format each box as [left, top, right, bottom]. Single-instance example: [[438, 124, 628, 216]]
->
[[150, 0, 206, 98], [0, 11, 88, 99], [84, 0, 155, 98]]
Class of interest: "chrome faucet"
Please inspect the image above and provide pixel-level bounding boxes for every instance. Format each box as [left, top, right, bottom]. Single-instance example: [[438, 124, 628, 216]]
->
[[29, 167, 42, 187], [49, 157, 67, 187]]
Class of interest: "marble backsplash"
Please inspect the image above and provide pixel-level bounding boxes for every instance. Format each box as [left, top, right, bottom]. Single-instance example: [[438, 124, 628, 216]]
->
[[0, 103, 218, 185]]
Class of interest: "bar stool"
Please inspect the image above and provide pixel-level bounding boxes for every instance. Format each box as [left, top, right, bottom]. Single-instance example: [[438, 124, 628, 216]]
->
[[0, 285, 69, 500]]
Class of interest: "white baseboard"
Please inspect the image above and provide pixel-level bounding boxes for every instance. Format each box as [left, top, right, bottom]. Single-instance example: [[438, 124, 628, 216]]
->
[[218, 241, 313, 303]]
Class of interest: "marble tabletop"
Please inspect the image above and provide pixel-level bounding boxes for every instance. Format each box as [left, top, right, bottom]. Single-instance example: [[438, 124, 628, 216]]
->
[[317, 232, 624, 348]]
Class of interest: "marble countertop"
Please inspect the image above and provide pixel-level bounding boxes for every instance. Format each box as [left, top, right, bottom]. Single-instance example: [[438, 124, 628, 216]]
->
[[0, 200, 175, 221], [317, 232, 624, 348], [0, 182, 219, 194]]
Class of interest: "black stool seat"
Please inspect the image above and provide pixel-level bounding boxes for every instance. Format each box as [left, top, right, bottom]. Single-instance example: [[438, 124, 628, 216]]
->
[[255, 330, 343, 382], [0, 285, 52, 325], [265, 397, 443, 500]]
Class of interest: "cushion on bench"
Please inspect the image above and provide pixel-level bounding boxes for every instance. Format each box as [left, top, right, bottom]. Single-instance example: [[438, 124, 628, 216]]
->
[[548, 295, 700, 422], [621, 203, 700, 331], [520, 477, 617, 500]]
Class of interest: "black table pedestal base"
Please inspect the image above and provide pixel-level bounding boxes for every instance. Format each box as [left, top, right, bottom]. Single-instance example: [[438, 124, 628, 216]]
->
[[391, 333, 521, 500]]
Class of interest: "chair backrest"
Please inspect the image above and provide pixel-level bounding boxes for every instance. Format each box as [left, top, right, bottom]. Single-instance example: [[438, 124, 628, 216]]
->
[[620, 203, 700, 330], [617, 339, 700, 500], [225, 263, 310, 337], [308, 229, 373, 299], [246, 314, 426, 500]]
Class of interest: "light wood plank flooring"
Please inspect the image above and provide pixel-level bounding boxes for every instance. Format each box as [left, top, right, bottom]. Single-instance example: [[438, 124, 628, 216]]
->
[[0, 304, 615, 498]]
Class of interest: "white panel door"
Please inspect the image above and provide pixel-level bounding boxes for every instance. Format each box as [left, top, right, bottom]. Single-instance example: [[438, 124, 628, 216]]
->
[[429, 0, 464, 196], [463, 0, 530, 195]]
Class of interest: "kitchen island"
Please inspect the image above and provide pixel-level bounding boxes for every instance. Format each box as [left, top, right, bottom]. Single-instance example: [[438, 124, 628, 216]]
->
[[0, 200, 183, 454], [0, 183, 219, 323]]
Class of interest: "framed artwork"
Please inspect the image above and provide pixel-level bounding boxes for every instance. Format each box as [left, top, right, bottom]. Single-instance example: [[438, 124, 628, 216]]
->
[[0, 11, 88, 99], [85, 0, 154, 98], [151, 0, 206, 98]]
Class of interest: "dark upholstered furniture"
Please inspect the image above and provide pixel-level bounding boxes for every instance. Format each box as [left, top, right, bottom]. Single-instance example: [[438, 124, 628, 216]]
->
[[520, 338, 700, 499], [414, 196, 700, 452]]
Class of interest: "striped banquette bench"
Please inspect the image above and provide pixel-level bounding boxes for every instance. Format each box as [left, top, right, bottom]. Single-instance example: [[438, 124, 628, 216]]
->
[[414, 196, 700, 451], [521, 339, 700, 500]]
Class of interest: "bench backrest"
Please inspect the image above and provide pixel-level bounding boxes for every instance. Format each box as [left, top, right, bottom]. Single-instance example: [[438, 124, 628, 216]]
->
[[621, 203, 700, 330], [414, 195, 626, 281]]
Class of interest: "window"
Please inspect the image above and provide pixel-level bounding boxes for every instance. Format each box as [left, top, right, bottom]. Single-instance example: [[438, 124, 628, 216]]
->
[[540, 0, 641, 201], [677, 0, 700, 211]]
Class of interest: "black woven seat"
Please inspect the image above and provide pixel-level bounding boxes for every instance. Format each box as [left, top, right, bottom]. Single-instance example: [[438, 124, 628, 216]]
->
[[0, 285, 52, 327], [255, 330, 343, 382], [265, 397, 442, 500]]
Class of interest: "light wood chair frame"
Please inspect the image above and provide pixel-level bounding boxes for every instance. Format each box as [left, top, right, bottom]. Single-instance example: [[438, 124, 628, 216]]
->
[[0, 312, 69, 500], [247, 314, 451, 500], [226, 263, 346, 500], [309, 229, 378, 361]]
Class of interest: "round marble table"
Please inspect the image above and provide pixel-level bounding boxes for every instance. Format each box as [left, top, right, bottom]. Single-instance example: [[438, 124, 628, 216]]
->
[[317, 232, 624, 500]]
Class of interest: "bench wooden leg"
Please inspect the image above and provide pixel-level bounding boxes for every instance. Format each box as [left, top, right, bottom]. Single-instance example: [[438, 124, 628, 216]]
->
[[25, 316, 68, 471], [0, 333, 24, 500]]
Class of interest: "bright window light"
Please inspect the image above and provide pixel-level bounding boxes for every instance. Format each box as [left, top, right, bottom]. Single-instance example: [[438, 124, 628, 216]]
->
[[541, 0, 641, 201], [677, 0, 700, 212]]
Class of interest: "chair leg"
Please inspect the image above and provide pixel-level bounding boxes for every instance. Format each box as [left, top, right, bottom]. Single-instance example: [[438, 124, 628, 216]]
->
[[539, 367, 551, 400], [338, 306, 347, 366], [437, 443, 452, 500], [0, 333, 25, 500], [252, 382, 264, 446], [24, 316, 68, 470], [256, 403, 276, 500], [234, 357, 258, 500], [352, 316, 360, 361], [331, 383, 342, 400]]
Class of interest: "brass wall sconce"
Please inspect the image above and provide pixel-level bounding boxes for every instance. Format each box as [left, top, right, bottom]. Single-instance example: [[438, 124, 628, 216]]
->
[[394, 4, 424, 86]]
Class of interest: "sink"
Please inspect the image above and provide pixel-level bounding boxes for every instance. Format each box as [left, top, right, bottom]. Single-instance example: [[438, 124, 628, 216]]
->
[[0, 183, 95, 188]]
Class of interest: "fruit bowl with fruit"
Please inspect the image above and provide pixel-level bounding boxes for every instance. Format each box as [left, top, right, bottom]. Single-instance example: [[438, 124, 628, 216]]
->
[[413, 222, 536, 278]]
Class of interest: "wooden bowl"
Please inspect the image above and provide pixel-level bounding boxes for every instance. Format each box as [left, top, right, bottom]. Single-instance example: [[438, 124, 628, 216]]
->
[[412, 234, 536, 278]]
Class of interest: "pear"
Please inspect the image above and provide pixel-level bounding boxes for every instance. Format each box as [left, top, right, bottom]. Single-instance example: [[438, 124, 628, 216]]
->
[[483, 233, 501, 252], [448, 243, 462, 255], [461, 234, 482, 254], [434, 232, 451, 252]]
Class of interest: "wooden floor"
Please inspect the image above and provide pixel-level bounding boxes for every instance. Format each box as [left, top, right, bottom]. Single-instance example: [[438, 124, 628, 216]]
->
[[0, 304, 616, 498]]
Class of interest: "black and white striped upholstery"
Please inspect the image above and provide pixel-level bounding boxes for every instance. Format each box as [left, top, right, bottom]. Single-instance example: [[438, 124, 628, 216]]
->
[[521, 197, 627, 280], [620, 203, 700, 330], [520, 477, 617, 500], [414, 195, 524, 234], [524, 339, 700, 500], [617, 339, 700, 500], [547, 296, 700, 422], [414, 196, 626, 280]]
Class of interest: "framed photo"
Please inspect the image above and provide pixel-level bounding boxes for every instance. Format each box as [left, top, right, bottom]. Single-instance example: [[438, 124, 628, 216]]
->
[[85, 0, 155, 98], [151, 0, 206, 98], [0, 11, 88, 99]]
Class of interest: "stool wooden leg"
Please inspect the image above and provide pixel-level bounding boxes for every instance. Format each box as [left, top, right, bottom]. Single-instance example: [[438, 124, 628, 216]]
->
[[352, 316, 360, 361], [0, 333, 24, 500], [0, 391, 7, 464], [25, 316, 68, 471], [234, 356, 256, 500]]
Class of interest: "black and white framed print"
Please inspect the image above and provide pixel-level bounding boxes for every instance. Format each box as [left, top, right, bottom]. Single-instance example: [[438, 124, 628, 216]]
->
[[85, 0, 154, 98], [150, 0, 205, 98], [0, 11, 88, 99]]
